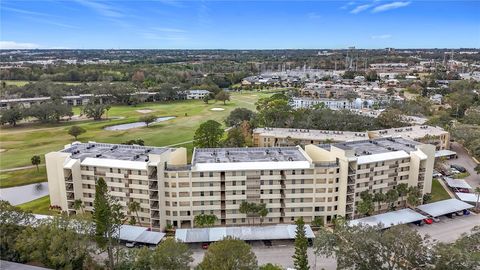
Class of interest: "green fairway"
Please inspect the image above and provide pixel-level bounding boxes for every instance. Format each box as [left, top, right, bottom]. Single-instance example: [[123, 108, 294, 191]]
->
[[0, 167, 47, 188], [1, 80, 81, 86], [430, 179, 451, 202], [18, 195, 53, 215], [0, 91, 270, 170]]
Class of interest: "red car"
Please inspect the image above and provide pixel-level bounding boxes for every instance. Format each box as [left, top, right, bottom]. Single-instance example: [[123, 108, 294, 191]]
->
[[423, 218, 433, 224], [202, 243, 209, 249]]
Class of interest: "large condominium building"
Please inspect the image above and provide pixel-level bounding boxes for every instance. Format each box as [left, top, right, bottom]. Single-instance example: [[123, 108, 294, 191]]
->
[[253, 125, 450, 150], [46, 138, 435, 231]]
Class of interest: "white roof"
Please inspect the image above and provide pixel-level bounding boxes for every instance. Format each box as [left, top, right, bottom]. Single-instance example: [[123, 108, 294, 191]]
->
[[175, 225, 315, 243], [455, 192, 479, 203], [193, 161, 312, 172], [416, 199, 473, 217], [348, 208, 426, 229], [64, 158, 78, 169], [81, 157, 147, 170], [445, 178, 472, 189], [435, 149, 457, 158], [135, 231, 166, 245], [119, 225, 165, 244], [356, 150, 410, 165]]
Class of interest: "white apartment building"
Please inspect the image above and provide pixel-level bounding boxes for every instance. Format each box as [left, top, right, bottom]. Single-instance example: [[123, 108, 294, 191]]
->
[[186, 90, 211, 100], [290, 97, 374, 110], [46, 139, 435, 231]]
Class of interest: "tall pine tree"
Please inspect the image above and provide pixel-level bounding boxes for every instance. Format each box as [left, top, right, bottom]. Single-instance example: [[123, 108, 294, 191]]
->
[[293, 217, 310, 270], [93, 177, 124, 270]]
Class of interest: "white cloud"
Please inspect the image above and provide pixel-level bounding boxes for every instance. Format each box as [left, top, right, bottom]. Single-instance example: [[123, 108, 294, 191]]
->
[[307, 12, 321, 19], [151, 27, 186, 33], [0, 41, 40, 49], [350, 4, 372, 14], [371, 34, 393, 39], [75, 0, 123, 18], [372, 1, 411, 13]]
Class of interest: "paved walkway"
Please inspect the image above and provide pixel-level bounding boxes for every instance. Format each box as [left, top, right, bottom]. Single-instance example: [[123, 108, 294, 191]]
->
[[0, 164, 45, 173]]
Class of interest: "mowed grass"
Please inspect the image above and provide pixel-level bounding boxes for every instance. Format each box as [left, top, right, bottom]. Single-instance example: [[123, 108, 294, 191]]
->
[[18, 195, 53, 215], [0, 166, 47, 188], [1, 80, 81, 86], [430, 179, 451, 202], [0, 91, 271, 170]]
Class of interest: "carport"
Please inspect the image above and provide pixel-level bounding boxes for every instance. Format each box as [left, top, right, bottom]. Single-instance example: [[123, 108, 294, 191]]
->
[[455, 192, 479, 205], [119, 225, 166, 245], [444, 178, 472, 190], [435, 149, 457, 159], [175, 224, 315, 243], [348, 208, 427, 229], [416, 198, 473, 217]]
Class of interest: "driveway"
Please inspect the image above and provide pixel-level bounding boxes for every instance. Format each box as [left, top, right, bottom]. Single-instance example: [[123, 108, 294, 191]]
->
[[447, 142, 479, 189]]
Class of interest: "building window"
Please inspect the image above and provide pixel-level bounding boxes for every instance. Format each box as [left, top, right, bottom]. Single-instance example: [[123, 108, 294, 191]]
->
[[233, 181, 236, 186], [200, 172, 204, 177], [209, 172, 213, 177]]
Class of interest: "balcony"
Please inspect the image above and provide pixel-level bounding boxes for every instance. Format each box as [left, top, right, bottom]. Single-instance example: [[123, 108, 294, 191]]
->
[[149, 191, 159, 200], [65, 183, 74, 191], [65, 174, 73, 182], [149, 183, 158, 189], [150, 201, 159, 209], [347, 176, 355, 185], [347, 187, 354, 194]]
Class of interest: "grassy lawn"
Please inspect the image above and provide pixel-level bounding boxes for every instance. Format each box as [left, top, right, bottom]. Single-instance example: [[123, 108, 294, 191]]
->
[[0, 167, 47, 188], [430, 179, 451, 202], [452, 172, 470, 179], [1, 80, 81, 86], [18, 195, 53, 215], [0, 91, 271, 170]]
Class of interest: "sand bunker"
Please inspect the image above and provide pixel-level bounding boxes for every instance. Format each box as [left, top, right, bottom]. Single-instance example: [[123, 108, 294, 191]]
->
[[210, 108, 225, 111], [136, 109, 153, 114]]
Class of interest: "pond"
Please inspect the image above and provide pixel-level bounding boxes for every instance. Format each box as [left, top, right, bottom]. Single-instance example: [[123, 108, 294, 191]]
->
[[104, 116, 176, 131], [0, 182, 49, 205]]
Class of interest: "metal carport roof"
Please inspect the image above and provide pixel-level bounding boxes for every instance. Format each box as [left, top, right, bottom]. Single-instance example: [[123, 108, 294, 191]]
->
[[416, 198, 473, 217], [175, 224, 315, 243], [348, 208, 426, 229], [455, 192, 479, 204], [444, 178, 472, 189]]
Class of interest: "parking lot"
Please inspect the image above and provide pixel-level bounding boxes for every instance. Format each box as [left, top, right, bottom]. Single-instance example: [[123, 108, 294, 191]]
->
[[447, 142, 479, 189], [411, 211, 479, 243], [191, 243, 337, 270]]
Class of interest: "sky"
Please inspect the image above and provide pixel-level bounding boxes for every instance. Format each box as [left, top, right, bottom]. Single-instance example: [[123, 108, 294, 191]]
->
[[1, 0, 479, 49]]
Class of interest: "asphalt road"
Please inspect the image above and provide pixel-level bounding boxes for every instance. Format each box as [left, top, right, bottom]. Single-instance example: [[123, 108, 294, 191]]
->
[[447, 142, 479, 188]]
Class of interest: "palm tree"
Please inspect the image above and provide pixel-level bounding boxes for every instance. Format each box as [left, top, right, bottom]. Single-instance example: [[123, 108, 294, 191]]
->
[[396, 183, 409, 207], [475, 187, 480, 212], [128, 201, 141, 226], [31, 155, 41, 172], [73, 199, 84, 214], [373, 192, 386, 212]]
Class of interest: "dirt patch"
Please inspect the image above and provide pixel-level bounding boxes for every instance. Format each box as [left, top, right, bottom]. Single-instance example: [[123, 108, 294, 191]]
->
[[0, 149, 6, 153], [136, 109, 153, 114]]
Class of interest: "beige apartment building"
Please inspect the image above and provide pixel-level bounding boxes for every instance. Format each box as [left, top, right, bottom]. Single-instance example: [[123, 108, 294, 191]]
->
[[253, 125, 450, 150], [46, 138, 434, 231]]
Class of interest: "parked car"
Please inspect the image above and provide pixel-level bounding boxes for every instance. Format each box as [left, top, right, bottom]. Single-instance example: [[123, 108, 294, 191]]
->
[[126, 242, 136, 248], [202, 243, 209, 249], [432, 171, 443, 178], [455, 211, 464, 216], [445, 213, 455, 219], [450, 164, 467, 173], [413, 220, 424, 226], [450, 168, 461, 175], [263, 240, 272, 247], [463, 209, 471, 215], [423, 218, 433, 224]]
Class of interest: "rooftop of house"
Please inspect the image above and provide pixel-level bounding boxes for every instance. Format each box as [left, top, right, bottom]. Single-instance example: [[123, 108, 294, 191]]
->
[[61, 142, 169, 162], [192, 147, 308, 164]]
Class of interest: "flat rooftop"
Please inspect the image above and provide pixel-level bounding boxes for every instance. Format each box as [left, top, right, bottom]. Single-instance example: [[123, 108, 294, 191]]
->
[[349, 208, 427, 229], [193, 147, 307, 164], [61, 142, 169, 162], [330, 137, 421, 157], [372, 125, 448, 139], [253, 127, 368, 142]]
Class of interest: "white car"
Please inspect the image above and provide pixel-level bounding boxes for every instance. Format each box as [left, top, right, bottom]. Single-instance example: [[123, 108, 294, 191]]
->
[[450, 168, 461, 174]]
